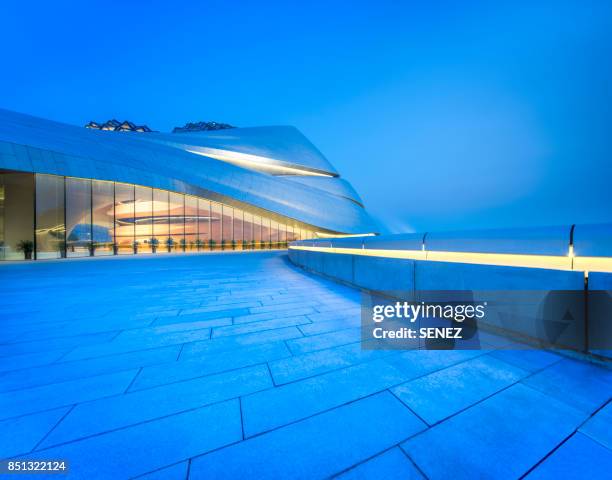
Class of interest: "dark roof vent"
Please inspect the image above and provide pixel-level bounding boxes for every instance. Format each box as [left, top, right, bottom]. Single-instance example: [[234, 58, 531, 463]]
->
[[172, 121, 235, 133], [85, 119, 153, 132]]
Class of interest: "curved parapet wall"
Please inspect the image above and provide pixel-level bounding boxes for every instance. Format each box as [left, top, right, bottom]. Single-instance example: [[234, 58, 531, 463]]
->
[[289, 224, 612, 359], [0, 108, 376, 235]]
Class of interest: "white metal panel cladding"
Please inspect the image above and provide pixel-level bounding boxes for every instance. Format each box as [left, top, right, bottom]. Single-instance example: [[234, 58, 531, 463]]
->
[[0, 109, 376, 234]]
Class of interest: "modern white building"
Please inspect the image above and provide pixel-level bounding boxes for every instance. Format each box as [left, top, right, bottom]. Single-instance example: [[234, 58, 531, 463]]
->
[[0, 109, 376, 260]]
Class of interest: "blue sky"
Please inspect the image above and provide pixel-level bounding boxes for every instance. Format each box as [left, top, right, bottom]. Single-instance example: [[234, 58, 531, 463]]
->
[[1, 0, 610, 233]]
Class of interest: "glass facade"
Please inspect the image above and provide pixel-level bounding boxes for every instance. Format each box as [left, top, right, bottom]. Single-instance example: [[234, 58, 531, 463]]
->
[[0, 172, 34, 260], [222, 205, 233, 249], [244, 213, 254, 249], [134, 185, 153, 253], [253, 215, 262, 248], [233, 209, 243, 250], [66, 177, 92, 258], [287, 225, 297, 242], [153, 189, 169, 252], [197, 198, 211, 249], [261, 217, 271, 248], [210, 202, 222, 249], [169, 192, 185, 251], [115, 183, 134, 254], [36, 174, 65, 259], [185, 195, 198, 251], [92, 180, 114, 256], [270, 220, 279, 249], [0, 171, 315, 261]]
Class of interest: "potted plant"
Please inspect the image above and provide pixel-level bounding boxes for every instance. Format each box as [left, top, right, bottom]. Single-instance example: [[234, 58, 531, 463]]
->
[[150, 237, 159, 253], [133, 240, 139, 254], [16, 239, 34, 260], [208, 239, 216, 251], [195, 238, 203, 251], [180, 238, 187, 252], [231, 239, 237, 251], [166, 237, 174, 252]]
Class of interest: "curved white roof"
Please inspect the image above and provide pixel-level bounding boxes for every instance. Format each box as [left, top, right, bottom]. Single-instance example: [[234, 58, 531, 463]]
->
[[0, 109, 376, 234]]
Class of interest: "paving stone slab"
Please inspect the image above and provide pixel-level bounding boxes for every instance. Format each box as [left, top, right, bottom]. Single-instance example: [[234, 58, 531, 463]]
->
[[190, 392, 425, 480]]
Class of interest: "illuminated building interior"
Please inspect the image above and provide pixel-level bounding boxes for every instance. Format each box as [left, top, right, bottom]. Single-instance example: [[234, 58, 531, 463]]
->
[[0, 172, 316, 260]]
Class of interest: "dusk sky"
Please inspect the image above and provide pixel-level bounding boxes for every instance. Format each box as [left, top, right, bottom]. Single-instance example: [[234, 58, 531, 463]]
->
[[2, 0, 610, 233]]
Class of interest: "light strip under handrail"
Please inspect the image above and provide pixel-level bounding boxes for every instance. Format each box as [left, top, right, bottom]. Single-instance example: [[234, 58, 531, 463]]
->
[[288, 245, 612, 274]]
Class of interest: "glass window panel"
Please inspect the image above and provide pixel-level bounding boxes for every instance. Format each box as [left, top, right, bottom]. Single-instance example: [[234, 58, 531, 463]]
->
[[261, 217, 271, 248], [243, 212, 253, 249], [279, 223, 287, 244], [287, 225, 297, 242], [134, 185, 153, 253], [197, 198, 211, 250], [210, 202, 222, 249], [0, 172, 34, 261], [114, 183, 134, 254], [153, 189, 169, 252], [233, 208, 243, 249], [253, 215, 261, 248], [222, 205, 232, 248], [270, 220, 279, 248], [169, 192, 184, 252], [185, 195, 198, 251], [92, 180, 114, 256], [66, 177, 91, 258], [35, 174, 65, 259]]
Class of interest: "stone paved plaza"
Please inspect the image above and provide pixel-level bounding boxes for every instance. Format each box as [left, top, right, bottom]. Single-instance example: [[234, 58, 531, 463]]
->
[[0, 252, 611, 479]]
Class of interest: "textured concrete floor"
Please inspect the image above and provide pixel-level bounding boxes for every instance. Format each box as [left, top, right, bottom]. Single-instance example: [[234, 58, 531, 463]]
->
[[0, 252, 610, 479]]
